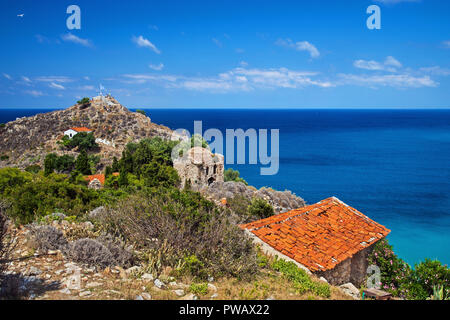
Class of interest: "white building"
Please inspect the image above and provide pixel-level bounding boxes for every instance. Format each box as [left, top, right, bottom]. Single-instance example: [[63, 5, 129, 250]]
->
[[64, 127, 93, 138]]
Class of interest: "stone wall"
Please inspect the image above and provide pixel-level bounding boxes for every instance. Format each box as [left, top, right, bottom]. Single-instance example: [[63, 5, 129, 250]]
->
[[316, 241, 378, 286], [174, 147, 224, 189]]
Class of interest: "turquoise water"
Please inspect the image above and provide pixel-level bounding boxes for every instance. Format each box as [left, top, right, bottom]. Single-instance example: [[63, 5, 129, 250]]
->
[[1, 108, 449, 266]]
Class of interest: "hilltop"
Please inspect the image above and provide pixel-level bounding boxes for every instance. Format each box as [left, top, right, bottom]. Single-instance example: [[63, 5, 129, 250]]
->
[[0, 96, 173, 170]]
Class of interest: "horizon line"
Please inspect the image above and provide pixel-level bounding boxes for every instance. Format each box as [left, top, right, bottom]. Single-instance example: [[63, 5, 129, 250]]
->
[[2, 106, 450, 110]]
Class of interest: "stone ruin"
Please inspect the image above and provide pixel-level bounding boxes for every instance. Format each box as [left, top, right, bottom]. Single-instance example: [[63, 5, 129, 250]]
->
[[88, 178, 102, 190], [173, 147, 224, 189]]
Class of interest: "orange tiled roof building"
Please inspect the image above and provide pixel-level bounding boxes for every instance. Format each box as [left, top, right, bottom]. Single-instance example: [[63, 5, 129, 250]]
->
[[240, 197, 390, 285], [64, 127, 93, 139], [84, 172, 119, 189]]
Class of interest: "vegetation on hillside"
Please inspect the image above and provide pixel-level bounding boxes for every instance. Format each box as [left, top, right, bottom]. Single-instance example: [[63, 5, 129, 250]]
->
[[77, 97, 90, 105], [59, 132, 98, 152], [0, 134, 448, 300], [368, 238, 449, 300], [224, 168, 248, 185], [227, 195, 274, 224], [0, 202, 10, 284]]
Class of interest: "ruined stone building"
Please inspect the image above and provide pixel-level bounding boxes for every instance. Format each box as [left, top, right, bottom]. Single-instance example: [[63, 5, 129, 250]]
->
[[240, 197, 391, 286], [173, 147, 224, 189]]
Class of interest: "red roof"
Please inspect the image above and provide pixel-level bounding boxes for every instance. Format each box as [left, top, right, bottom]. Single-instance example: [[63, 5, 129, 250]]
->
[[70, 127, 93, 133], [240, 197, 390, 272], [84, 173, 119, 186], [84, 174, 105, 185]]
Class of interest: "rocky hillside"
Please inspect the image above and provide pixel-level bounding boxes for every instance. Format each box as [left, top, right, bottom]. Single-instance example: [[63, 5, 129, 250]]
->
[[204, 181, 306, 214], [0, 96, 174, 169], [1, 219, 353, 301]]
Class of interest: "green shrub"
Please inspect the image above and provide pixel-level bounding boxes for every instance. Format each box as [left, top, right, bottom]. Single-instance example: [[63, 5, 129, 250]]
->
[[407, 259, 450, 300], [368, 238, 449, 300], [224, 168, 248, 185], [183, 255, 207, 279], [77, 97, 90, 105], [135, 109, 146, 116], [75, 150, 91, 175], [115, 137, 180, 189], [189, 283, 209, 296], [271, 258, 331, 298], [25, 165, 42, 174], [367, 238, 411, 297], [63, 132, 98, 152], [96, 190, 258, 279], [248, 198, 274, 219], [428, 285, 449, 300], [0, 168, 101, 225]]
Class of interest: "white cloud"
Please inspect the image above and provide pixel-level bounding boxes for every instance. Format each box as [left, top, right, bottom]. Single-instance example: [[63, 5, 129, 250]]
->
[[339, 74, 437, 88], [49, 82, 65, 90], [354, 56, 402, 72], [25, 90, 44, 97], [419, 66, 450, 76], [353, 60, 385, 71], [384, 56, 402, 68], [442, 41, 450, 49], [132, 35, 161, 54], [116, 63, 439, 93], [61, 33, 93, 47], [35, 76, 73, 83], [3, 73, 12, 80], [121, 67, 333, 93], [212, 38, 223, 48], [22, 76, 31, 83], [79, 85, 95, 90], [239, 61, 248, 67], [276, 39, 320, 58], [149, 63, 164, 71]]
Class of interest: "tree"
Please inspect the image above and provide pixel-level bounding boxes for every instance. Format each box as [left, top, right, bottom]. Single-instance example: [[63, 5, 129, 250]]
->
[[118, 168, 128, 187], [248, 198, 274, 219], [25, 164, 42, 174], [77, 97, 90, 105], [75, 150, 91, 175], [141, 161, 180, 188], [224, 168, 248, 185], [66, 132, 98, 152], [111, 157, 120, 172], [55, 155, 75, 172], [44, 153, 58, 176]]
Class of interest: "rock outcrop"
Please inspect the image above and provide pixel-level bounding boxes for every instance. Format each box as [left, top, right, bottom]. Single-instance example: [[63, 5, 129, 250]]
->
[[204, 181, 306, 213], [0, 95, 173, 169]]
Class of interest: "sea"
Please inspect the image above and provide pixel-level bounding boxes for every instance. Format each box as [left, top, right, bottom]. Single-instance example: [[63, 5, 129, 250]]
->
[[1, 107, 449, 267]]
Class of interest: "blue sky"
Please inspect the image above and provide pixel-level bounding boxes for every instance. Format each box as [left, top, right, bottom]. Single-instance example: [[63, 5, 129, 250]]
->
[[0, 0, 449, 108]]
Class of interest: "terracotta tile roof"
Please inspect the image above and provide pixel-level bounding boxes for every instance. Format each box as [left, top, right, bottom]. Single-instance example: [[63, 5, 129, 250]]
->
[[240, 197, 390, 272], [84, 174, 105, 185], [70, 127, 93, 132]]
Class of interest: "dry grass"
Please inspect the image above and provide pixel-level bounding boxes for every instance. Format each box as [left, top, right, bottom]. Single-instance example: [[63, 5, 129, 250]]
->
[[212, 271, 351, 300]]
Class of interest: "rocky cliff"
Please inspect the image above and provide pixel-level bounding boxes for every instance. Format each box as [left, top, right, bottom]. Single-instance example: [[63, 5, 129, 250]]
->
[[0, 96, 173, 169]]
